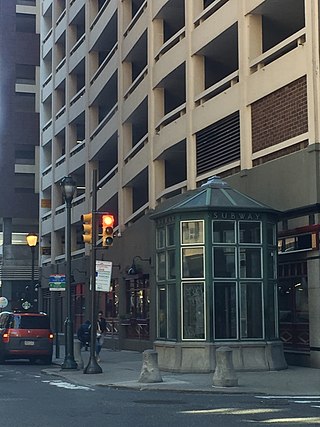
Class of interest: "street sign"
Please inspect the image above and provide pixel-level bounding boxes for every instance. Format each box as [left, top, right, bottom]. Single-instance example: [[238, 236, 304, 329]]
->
[[49, 274, 66, 291], [96, 260, 112, 292]]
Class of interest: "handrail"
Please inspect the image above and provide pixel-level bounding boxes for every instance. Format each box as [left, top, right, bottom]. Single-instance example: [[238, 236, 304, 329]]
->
[[42, 28, 52, 44], [90, 43, 118, 85], [70, 87, 85, 106], [97, 165, 118, 188], [55, 154, 66, 167], [55, 105, 66, 120], [70, 141, 85, 157], [42, 119, 52, 132], [195, 70, 239, 105], [42, 73, 52, 88], [70, 33, 85, 56], [42, 165, 52, 176], [41, 211, 52, 222], [90, 0, 112, 31], [125, 202, 149, 225], [123, 0, 147, 37], [250, 28, 306, 71], [194, 0, 229, 27], [56, 57, 66, 73], [124, 134, 148, 163], [123, 65, 148, 99], [156, 181, 187, 202], [72, 194, 85, 207], [155, 103, 186, 132], [56, 8, 66, 26], [90, 103, 118, 140], [155, 27, 185, 61]]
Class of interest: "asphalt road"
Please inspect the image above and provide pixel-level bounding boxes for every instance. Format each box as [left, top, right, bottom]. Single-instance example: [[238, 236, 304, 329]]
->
[[0, 361, 320, 426]]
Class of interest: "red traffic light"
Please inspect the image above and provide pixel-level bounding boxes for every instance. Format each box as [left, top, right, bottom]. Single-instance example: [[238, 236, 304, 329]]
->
[[102, 214, 114, 227]]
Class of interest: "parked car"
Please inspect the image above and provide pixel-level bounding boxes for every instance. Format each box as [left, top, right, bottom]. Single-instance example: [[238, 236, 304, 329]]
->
[[0, 311, 53, 364]]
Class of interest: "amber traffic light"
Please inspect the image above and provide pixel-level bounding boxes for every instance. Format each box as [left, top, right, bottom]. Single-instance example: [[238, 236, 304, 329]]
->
[[81, 213, 92, 244]]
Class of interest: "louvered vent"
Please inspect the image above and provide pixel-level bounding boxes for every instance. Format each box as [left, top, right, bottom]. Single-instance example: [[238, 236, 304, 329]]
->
[[0, 264, 39, 281], [196, 112, 240, 175]]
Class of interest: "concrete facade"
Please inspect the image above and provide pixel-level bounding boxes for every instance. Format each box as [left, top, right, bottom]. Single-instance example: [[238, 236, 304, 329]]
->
[[39, 0, 320, 369]]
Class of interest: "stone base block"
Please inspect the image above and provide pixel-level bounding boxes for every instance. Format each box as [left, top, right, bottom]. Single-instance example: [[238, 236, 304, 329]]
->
[[154, 340, 287, 373]]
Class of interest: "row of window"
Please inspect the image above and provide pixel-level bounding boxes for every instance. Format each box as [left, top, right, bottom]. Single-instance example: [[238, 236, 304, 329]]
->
[[156, 220, 276, 281], [158, 280, 276, 341], [157, 220, 275, 248]]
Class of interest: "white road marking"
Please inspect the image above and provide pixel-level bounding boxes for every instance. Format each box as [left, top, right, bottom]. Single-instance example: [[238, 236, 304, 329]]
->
[[42, 380, 94, 391]]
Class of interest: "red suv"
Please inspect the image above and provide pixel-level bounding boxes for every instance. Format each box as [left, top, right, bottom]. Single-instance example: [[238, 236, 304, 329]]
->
[[0, 311, 54, 364]]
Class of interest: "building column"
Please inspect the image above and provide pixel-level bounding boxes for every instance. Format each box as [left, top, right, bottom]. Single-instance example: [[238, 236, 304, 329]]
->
[[308, 257, 320, 367]]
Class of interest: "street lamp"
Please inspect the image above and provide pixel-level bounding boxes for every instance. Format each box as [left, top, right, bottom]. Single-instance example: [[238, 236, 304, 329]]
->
[[60, 176, 77, 370], [26, 233, 38, 311]]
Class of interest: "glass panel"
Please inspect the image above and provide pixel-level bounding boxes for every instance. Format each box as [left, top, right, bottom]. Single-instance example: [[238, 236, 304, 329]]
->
[[295, 277, 308, 323], [240, 282, 263, 338], [12, 315, 50, 329], [158, 287, 167, 338], [182, 283, 205, 339], [265, 282, 278, 339], [267, 250, 276, 279], [212, 220, 235, 243], [167, 224, 175, 246], [168, 285, 177, 339], [156, 227, 165, 249], [214, 282, 237, 339], [156, 252, 166, 280], [181, 247, 204, 278], [213, 247, 236, 278], [278, 280, 293, 322], [239, 247, 262, 278], [267, 223, 276, 245], [239, 221, 261, 244], [167, 249, 176, 280], [181, 220, 204, 244]]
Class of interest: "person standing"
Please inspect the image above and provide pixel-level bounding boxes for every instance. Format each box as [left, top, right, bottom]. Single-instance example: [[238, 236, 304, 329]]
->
[[96, 311, 106, 362]]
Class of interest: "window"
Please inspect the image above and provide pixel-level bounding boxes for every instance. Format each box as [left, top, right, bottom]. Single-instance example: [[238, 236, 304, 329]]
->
[[213, 247, 236, 278], [181, 247, 204, 279], [214, 282, 237, 339], [212, 217, 265, 341], [156, 222, 177, 340], [239, 221, 261, 243], [213, 220, 235, 243], [181, 220, 204, 244], [240, 282, 263, 339], [182, 282, 205, 340]]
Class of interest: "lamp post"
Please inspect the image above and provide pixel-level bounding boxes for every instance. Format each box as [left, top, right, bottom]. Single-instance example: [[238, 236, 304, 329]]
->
[[26, 233, 38, 311], [60, 176, 77, 370]]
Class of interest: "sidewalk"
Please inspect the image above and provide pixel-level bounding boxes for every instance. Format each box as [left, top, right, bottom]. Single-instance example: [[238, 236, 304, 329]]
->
[[41, 345, 320, 396]]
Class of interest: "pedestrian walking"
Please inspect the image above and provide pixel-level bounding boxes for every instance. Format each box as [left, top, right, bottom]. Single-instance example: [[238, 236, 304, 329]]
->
[[96, 311, 106, 362]]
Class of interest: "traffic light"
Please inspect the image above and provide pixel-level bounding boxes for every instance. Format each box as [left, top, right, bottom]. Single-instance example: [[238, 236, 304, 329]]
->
[[102, 214, 114, 247], [81, 213, 93, 244]]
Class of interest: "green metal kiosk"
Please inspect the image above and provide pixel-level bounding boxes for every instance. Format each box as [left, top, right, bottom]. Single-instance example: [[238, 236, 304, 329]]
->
[[150, 177, 287, 372]]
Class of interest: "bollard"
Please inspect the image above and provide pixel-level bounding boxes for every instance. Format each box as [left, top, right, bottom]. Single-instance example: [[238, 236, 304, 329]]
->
[[212, 346, 238, 387], [73, 340, 83, 369], [138, 350, 163, 383]]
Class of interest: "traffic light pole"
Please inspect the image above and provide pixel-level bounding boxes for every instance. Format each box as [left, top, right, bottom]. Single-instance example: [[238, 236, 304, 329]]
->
[[84, 169, 102, 374]]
